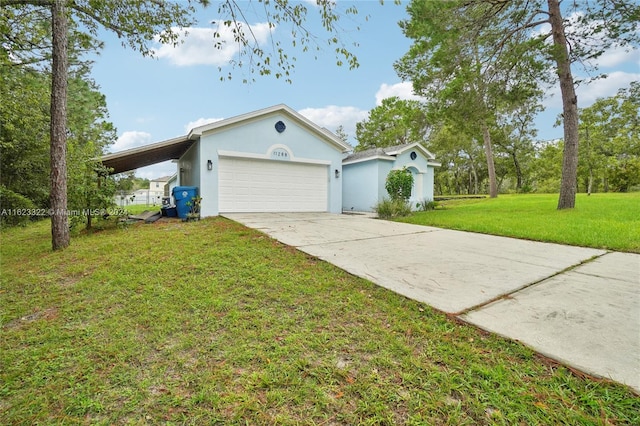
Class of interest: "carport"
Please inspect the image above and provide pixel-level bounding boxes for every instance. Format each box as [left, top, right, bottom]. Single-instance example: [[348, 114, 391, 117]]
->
[[100, 136, 195, 175]]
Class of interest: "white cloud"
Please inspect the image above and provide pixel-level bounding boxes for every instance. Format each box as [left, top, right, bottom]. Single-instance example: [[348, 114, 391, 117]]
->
[[111, 131, 152, 152], [375, 82, 423, 106], [184, 117, 224, 133], [543, 70, 639, 109], [596, 44, 640, 69], [298, 105, 368, 139], [576, 71, 640, 105], [152, 23, 272, 67], [135, 161, 177, 181]]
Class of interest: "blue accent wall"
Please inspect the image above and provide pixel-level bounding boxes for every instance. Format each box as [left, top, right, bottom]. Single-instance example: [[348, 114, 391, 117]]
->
[[342, 148, 437, 212]]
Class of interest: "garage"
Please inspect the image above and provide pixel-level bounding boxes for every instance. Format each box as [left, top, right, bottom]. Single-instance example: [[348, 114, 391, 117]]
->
[[101, 105, 350, 217], [218, 157, 329, 212]]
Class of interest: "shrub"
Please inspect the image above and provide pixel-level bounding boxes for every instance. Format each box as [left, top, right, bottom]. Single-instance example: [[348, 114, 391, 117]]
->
[[416, 199, 438, 211], [385, 168, 414, 201], [374, 197, 412, 219], [0, 186, 38, 227]]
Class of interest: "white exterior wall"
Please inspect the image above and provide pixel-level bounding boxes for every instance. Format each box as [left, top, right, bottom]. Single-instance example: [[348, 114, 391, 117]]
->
[[196, 111, 344, 217], [148, 179, 166, 205], [177, 142, 200, 189], [167, 174, 178, 203]]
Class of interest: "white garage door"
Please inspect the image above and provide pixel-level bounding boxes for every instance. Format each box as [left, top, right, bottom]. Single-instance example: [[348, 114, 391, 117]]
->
[[218, 157, 328, 212]]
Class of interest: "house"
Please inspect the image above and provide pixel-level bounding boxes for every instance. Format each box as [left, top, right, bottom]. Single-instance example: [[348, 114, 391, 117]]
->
[[102, 104, 351, 217], [101, 104, 439, 217], [342, 143, 440, 212], [149, 176, 172, 204]]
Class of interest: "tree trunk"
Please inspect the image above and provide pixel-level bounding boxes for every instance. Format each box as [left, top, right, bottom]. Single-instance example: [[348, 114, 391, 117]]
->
[[512, 151, 523, 191], [548, 0, 579, 209], [50, 0, 70, 250], [467, 153, 479, 195], [482, 123, 498, 198]]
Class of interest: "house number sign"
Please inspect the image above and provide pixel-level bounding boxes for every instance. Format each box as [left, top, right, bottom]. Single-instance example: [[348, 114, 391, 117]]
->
[[270, 148, 290, 160]]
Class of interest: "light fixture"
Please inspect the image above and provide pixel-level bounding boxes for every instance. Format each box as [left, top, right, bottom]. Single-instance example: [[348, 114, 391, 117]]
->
[[335, 169, 340, 178], [207, 159, 213, 171]]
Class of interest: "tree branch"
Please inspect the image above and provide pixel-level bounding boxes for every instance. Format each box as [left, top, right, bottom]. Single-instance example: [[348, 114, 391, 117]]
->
[[67, 2, 125, 38]]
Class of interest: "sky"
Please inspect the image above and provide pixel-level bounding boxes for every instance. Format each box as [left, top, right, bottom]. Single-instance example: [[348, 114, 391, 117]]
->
[[88, 1, 640, 180]]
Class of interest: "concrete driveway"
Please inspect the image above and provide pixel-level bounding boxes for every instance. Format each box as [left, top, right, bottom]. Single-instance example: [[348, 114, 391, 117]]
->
[[224, 212, 640, 393]]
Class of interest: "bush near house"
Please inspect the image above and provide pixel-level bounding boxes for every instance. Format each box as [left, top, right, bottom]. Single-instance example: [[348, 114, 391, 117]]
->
[[374, 197, 413, 219], [385, 168, 414, 202]]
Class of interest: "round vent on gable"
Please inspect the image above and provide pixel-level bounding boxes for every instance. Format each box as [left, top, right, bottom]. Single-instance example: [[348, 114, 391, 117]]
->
[[410, 151, 417, 160], [275, 121, 286, 133]]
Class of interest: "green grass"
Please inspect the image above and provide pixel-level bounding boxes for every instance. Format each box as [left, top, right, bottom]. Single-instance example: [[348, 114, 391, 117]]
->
[[1, 217, 639, 424], [400, 193, 640, 253], [119, 204, 162, 215]]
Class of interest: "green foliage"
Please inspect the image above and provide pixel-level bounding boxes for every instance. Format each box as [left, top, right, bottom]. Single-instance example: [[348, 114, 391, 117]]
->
[[212, 0, 361, 82], [395, 1, 546, 200], [578, 82, 640, 193], [0, 186, 38, 227], [0, 51, 51, 207], [1, 9, 117, 232], [609, 157, 640, 192], [355, 97, 429, 151], [374, 197, 412, 219], [530, 140, 564, 193], [395, 0, 640, 205], [416, 198, 438, 211], [385, 168, 414, 202]]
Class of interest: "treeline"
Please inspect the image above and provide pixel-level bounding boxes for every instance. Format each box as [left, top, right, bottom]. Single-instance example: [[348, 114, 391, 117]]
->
[[0, 8, 117, 227], [354, 85, 639, 197], [431, 84, 639, 196]]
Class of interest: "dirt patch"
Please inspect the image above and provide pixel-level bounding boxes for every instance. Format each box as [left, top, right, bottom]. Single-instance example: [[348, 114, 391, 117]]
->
[[4, 307, 59, 329]]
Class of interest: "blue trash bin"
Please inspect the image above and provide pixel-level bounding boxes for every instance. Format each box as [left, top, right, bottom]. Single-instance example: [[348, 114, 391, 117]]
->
[[172, 186, 198, 219]]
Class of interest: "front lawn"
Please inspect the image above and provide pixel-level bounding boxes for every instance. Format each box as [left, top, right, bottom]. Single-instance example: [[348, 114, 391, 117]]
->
[[401, 193, 640, 253], [1, 217, 638, 424]]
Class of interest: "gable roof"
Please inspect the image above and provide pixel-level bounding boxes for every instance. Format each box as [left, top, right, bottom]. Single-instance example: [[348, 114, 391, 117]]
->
[[188, 104, 351, 153], [150, 175, 173, 182], [343, 142, 438, 165], [100, 104, 350, 175]]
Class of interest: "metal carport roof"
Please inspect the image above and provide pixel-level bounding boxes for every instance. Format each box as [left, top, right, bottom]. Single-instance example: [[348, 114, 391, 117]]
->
[[100, 135, 194, 175]]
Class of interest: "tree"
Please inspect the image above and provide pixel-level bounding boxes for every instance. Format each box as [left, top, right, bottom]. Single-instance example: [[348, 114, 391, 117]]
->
[[429, 124, 487, 195], [578, 82, 640, 192], [531, 139, 564, 193], [65, 73, 118, 229], [4, 0, 204, 249], [395, 1, 545, 199], [494, 100, 542, 192], [2, 0, 365, 249], [355, 97, 429, 152], [0, 54, 51, 207], [49, 0, 69, 249], [395, 0, 639, 208], [334, 125, 350, 144]]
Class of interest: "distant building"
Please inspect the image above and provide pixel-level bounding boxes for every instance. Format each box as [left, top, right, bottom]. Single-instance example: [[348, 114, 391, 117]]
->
[[115, 176, 174, 206], [149, 176, 172, 205]]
